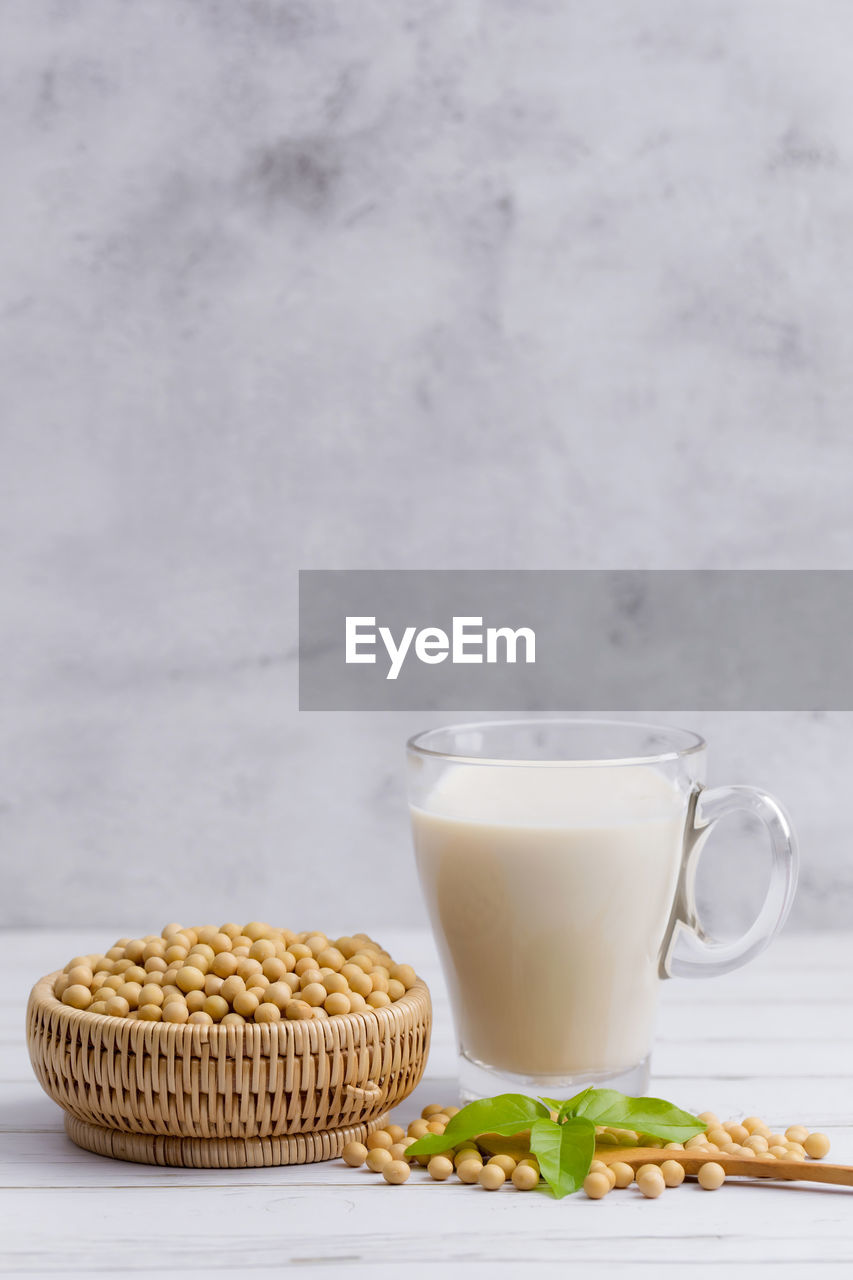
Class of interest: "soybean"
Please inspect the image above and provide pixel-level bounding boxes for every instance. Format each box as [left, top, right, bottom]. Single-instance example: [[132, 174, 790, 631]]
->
[[697, 1162, 726, 1190], [457, 1158, 484, 1183], [589, 1160, 616, 1189], [610, 1162, 635, 1188], [636, 1166, 665, 1199], [660, 1160, 685, 1188], [383, 1160, 411, 1185], [428, 1156, 454, 1181], [583, 1172, 611, 1199], [511, 1164, 539, 1190], [478, 1164, 506, 1190], [366, 1148, 393, 1173], [342, 1142, 368, 1168], [804, 1132, 831, 1159]]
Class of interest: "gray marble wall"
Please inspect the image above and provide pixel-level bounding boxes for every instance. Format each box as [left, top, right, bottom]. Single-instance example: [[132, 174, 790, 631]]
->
[[2, 2, 852, 933]]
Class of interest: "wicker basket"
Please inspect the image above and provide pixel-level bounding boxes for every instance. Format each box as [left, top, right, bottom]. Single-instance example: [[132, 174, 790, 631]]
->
[[27, 972, 431, 1167]]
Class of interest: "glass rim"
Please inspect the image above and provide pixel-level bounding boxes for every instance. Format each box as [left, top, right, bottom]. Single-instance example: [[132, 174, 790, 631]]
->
[[406, 717, 706, 768]]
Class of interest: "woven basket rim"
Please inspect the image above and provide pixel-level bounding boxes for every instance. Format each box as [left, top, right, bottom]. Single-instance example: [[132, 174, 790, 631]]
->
[[30, 969, 429, 1045]]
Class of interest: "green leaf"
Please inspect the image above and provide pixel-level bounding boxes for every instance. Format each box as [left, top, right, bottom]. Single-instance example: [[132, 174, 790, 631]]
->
[[575, 1089, 704, 1142], [529, 1116, 596, 1199], [557, 1086, 594, 1121], [405, 1093, 550, 1160]]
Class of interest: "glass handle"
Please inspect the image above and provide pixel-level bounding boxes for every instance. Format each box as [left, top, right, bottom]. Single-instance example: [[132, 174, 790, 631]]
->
[[661, 785, 798, 979]]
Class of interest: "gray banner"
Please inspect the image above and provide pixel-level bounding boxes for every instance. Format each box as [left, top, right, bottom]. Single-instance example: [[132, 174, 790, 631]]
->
[[298, 570, 853, 710]]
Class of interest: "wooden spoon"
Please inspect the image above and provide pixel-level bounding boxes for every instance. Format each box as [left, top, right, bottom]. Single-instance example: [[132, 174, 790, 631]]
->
[[598, 1146, 853, 1188]]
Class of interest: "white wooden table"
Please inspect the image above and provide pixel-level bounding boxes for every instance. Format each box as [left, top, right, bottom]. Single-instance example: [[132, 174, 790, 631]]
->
[[2, 928, 851, 1278]]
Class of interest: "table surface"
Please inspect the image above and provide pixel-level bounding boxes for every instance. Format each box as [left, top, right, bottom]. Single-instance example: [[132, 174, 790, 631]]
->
[[2, 927, 852, 1279]]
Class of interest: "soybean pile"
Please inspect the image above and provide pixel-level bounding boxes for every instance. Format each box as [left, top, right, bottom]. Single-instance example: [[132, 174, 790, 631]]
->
[[343, 1104, 832, 1195], [52, 923, 418, 1024]]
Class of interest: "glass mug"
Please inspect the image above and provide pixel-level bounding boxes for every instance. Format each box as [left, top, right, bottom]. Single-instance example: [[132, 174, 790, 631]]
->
[[407, 719, 797, 1100]]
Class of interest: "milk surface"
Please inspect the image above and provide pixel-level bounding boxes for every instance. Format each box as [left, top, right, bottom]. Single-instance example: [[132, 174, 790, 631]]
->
[[411, 763, 687, 1077]]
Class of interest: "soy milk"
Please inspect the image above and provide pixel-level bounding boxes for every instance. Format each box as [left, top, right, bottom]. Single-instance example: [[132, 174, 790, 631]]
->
[[411, 763, 687, 1077]]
